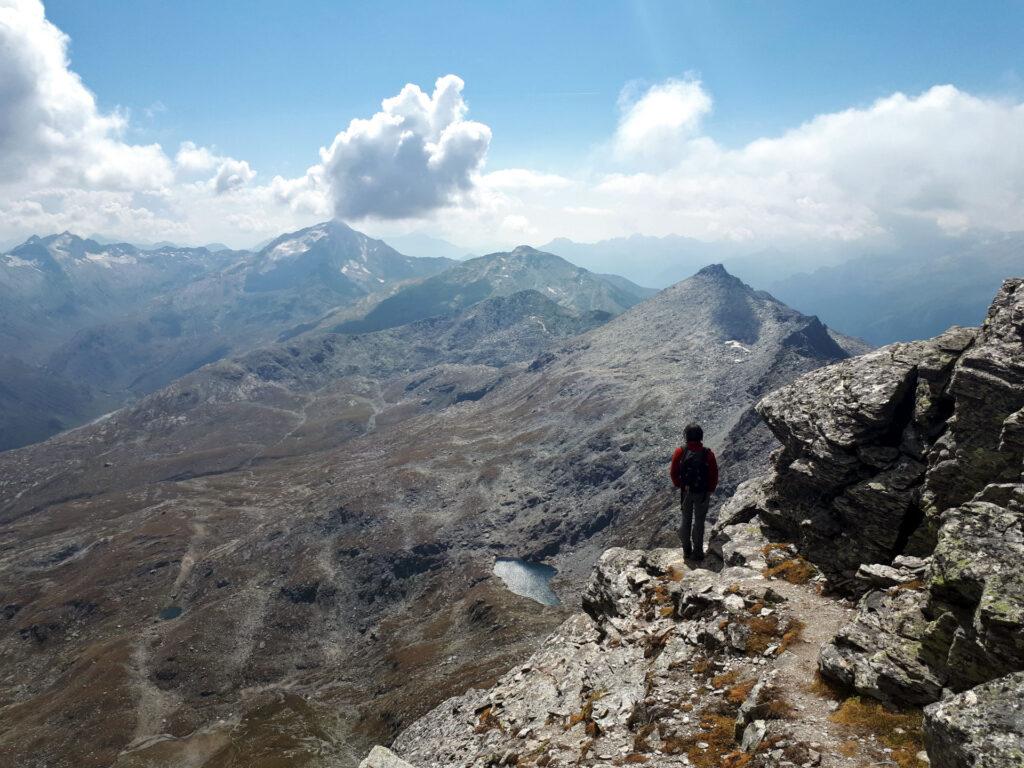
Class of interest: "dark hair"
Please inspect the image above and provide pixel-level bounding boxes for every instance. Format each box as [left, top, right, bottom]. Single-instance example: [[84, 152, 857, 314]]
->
[[684, 423, 704, 442]]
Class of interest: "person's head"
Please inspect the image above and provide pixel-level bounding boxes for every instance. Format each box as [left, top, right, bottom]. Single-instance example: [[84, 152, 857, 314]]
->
[[684, 423, 704, 443]]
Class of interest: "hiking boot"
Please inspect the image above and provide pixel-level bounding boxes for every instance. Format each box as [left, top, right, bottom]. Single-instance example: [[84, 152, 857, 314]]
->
[[692, 551, 705, 562], [682, 545, 692, 559]]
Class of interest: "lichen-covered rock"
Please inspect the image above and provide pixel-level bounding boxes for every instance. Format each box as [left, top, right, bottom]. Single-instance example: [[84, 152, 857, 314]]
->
[[818, 587, 944, 706], [928, 489, 1024, 690], [709, 520, 770, 570], [734, 280, 1024, 717], [923, 672, 1024, 768], [750, 326, 974, 581], [925, 281, 1024, 516]]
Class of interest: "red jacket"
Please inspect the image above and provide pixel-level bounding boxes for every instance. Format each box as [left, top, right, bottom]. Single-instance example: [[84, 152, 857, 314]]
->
[[670, 441, 719, 493]]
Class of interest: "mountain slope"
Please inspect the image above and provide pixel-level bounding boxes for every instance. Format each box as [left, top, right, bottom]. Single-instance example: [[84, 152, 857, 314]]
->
[[0, 222, 456, 451], [335, 245, 651, 333], [0, 267, 852, 768]]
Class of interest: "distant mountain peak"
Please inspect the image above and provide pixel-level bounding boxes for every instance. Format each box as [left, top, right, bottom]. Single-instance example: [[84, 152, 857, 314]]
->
[[695, 263, 731, 279], [510, 245, 541, 255]]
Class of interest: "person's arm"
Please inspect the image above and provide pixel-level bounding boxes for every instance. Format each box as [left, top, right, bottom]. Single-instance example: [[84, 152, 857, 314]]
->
[[669, 447, 684, 488], [707, 449, 719, 493]]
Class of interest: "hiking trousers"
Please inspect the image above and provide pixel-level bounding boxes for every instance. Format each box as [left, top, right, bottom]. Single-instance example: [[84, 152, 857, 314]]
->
[[679, 490, 710, 555]]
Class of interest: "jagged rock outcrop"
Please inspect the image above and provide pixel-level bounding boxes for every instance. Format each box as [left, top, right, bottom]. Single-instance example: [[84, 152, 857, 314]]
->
[[365, 279, 1024, 768], [719, 280, 1024, 744], [749, 325, 976, 581]]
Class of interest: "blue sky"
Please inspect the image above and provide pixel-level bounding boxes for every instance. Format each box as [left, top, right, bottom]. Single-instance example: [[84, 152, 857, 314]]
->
[[45, 0, 1024, 179], [2, 0, 1023, 250]]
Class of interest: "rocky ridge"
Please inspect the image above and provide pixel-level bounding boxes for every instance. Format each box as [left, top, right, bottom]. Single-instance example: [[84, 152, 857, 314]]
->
[[705, 278, 1024, 764], [333, 246, 651, 335], [710, 280, 1024, 709], [376, 279, 1024, 768], [0, 222, 456, 450]]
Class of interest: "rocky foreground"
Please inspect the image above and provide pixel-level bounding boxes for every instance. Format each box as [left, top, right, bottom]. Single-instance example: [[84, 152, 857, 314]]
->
[[364, 278, 1024, 767]]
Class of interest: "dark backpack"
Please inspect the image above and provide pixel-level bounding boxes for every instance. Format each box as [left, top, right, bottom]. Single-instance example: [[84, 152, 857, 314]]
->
[[679, 447, 709, 493]]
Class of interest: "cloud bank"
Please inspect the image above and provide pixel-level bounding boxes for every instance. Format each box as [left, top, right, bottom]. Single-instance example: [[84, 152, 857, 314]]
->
[[590, 79, 1024, 241]]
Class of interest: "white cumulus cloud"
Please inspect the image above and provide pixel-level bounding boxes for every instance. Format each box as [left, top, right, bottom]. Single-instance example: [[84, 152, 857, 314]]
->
[[319, 75, 491, 220], [613, 77, 712, 163], [0, 0, 173, 190], [174, 141, 220, 174]]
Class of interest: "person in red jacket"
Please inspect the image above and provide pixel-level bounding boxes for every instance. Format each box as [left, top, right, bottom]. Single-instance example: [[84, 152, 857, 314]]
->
[[669, 423, 719, 561]]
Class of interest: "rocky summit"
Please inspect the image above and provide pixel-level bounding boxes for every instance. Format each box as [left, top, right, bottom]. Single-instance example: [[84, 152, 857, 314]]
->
[[370, 279, 1024, 768]]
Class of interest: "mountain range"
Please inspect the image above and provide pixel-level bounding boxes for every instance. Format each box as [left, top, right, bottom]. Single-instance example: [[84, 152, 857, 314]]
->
[[0, 223, 664, 452], [0, 258, 859, 767]]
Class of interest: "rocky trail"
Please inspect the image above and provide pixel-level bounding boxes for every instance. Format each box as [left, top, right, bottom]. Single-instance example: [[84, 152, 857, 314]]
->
[[376, 540, 942, 768], [373, 544, 933, 768]]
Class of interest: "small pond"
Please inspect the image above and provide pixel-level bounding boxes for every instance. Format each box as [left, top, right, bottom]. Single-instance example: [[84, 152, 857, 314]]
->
[[493, 558, 560, 606], [158, 605, 183, 620]]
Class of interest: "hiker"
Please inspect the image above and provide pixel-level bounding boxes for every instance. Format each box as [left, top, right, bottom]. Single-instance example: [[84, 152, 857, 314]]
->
[[669, 423, 719, 560]]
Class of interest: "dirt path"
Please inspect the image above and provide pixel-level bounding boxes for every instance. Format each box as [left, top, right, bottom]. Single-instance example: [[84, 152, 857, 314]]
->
[[767, 580, 859, 766], [765, 579, 926, 768]]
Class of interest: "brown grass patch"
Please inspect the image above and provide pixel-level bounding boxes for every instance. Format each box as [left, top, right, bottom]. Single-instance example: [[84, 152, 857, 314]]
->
[[744, 614, 781, 655], [780, 618, 805, 652], [651, 583, 671, 605], [838, 739, 859, 757], [692, 655, 712, 677], [722, 752, 754, 768], [712, 669, 740, 689], [475, 705, 505, 734], [763, 557, 817, 584], [725, 678, 757, 705], [565, 689, 605, 733], [831, 697, 927, 768], [662, 712, 738, 768], [667, 566, 685, 582], [633, 722, 657, 753], [896, 579, 925, 591], [753, 684, 795, 720], [642, 629, 672, 659], [745, 618, 806, 659]]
